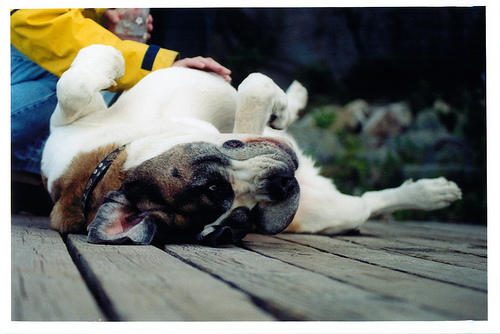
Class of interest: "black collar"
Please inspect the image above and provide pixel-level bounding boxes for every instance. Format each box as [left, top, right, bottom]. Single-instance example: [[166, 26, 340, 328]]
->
[[82, 144, 127, 217]]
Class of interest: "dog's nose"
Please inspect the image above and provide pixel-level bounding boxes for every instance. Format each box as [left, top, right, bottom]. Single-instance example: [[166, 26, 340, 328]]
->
[[267, 174, 297, 201]]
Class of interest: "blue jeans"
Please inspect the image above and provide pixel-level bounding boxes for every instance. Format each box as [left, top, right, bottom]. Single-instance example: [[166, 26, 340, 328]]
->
[[11, 45, 59, 174], [11, 45, 115, 174]]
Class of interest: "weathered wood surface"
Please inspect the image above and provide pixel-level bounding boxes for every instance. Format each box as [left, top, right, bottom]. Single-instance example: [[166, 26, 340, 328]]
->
[[11, 216, 103, 320], [66, 234, 273, 321], [11, 215, 487, 321]]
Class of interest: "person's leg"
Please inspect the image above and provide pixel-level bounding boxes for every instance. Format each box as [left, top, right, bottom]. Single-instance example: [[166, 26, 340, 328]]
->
[[11, 45, 59, 174]]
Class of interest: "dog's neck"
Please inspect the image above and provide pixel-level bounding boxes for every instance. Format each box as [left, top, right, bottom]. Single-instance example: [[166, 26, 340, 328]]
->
[[48, 143, 130, 233], [82, 144, 127, 217]]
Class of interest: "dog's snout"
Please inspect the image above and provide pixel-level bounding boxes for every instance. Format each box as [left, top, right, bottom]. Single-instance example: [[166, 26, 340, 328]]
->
[[267, 174, 297, 201]]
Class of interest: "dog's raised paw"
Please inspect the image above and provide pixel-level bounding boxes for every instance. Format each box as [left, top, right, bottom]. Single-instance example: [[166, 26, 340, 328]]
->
[[402, 177, 462, 211], [71, 45, 125, 83], [286, 81, 308, 111], [278, 81, 308, 126], [268, 89, 289, 130]]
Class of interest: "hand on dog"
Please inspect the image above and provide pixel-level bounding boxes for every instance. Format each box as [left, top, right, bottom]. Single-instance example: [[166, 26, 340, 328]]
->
[[173, 57, 232, 82]]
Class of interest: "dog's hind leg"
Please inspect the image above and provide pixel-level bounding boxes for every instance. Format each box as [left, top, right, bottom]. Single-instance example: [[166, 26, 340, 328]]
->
[[233, 74, 307, 135], [50, 45, 125, 127], [286, 153, 462, 235], [361, 177, 462, 216]]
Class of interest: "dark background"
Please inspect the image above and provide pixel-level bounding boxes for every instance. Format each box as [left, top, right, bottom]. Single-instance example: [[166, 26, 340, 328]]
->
[[150, 7, 485, 103], [150, 7, 486, 225]]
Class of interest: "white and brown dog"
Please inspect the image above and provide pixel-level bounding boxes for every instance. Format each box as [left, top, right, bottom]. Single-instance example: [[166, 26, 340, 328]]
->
[[41, 45, 462, 246]]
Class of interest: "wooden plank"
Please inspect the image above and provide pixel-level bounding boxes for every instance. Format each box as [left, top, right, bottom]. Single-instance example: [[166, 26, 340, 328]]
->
[[395, 220, 486, 239], [244, 234, 487, 320], [67, 234, 274, 321], [164, 242, 451, 321], [12, 215, 52, 229], [341, 235, 486, 270], [278, 233, 487, 292], [11, 217, 104, 321], [361, 220, 487, 247], [380, 235, 486, 259], [355, 221, 487, 269], [339, 232, 487, 274]]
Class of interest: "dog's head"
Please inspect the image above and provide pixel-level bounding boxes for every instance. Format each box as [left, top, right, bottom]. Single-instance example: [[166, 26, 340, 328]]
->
[[87, 136, 299, 246]]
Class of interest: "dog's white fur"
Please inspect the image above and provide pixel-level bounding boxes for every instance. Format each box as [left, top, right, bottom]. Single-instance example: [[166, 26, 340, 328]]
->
[[42, 45, 462, 236]]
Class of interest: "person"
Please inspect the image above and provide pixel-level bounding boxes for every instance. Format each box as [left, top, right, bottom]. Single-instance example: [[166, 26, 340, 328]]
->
[[11, 8, 231, 176]]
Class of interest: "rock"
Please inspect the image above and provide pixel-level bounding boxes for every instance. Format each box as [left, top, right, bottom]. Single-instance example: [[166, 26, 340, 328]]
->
[[433, 99, 452, 114], [388, 102, 413, 127], [307, 102, 368, 133], [361, 102, 412, 146], [411, 108, 447, 132], [344, 99, 370, 127], [424, 136, 474, 165], [397, 109, 451, 159]]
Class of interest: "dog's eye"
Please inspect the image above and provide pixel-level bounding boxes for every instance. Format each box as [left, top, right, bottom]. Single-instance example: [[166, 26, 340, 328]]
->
[[223, 140, 244, 149], [208, 184, 219, 192]]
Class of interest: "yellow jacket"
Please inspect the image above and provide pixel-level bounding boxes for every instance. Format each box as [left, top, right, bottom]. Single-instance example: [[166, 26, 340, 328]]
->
[[11, 9, 180, 91]]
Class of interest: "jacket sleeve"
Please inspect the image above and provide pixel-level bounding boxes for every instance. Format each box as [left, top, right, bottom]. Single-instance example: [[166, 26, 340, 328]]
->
[[10, 9, 179, 91]]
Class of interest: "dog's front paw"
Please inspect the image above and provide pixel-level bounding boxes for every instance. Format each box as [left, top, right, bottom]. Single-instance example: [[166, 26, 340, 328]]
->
[[70, 45, 125, 88], [402, 177, 462, 211], [235, 73, 293, 134]]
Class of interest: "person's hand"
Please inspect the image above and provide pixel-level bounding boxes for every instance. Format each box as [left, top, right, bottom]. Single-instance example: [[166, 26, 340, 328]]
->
[[103, 9, 153, 42], [102, 9, 120, 31], [172, 57, 232, 82]]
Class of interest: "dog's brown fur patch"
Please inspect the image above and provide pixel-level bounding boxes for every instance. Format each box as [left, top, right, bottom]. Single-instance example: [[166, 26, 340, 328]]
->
[[49, 143, 129, 234]]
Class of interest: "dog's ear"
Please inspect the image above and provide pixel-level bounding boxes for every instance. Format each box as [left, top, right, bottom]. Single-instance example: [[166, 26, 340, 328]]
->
[[87, 191, 158, 245]]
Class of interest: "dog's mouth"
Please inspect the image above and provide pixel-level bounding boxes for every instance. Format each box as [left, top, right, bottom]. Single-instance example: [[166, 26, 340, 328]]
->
[[246, 137, 296, 157], [244, 137, 284, 147], [231, 137, 299, 169]]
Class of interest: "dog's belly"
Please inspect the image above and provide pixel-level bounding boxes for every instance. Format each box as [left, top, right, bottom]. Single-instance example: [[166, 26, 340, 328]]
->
[[109, 67, 238, 133]]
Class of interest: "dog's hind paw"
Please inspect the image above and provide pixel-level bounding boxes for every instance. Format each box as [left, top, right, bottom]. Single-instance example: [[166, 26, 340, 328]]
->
[[402, 177, 462, 211], [268, 81, 308, 130], [286, 80, 308, 125], [268, 89, 289, 130]]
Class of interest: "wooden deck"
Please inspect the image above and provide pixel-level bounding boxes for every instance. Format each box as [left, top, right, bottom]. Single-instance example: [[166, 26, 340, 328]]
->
[[11, 214, 487, 322]]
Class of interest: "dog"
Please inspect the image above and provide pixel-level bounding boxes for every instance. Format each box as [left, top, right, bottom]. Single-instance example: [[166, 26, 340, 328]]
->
[[41, 45, 462, 246]]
